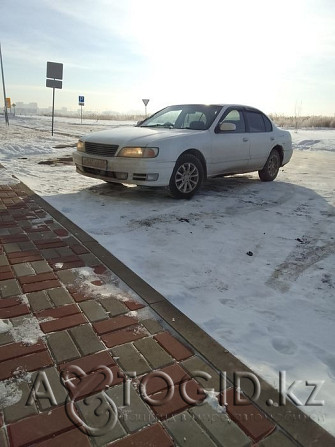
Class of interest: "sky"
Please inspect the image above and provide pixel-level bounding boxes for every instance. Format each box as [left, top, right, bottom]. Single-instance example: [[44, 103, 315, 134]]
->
[[0, 0, 334, 115]]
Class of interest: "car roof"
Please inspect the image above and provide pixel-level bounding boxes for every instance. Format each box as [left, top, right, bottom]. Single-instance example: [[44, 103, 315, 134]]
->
[[169, 104, 264, 113]]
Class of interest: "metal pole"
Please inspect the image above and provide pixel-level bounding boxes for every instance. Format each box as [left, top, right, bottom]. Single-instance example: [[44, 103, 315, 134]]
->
[[81, 105, 82, 124], [51, 86, 55, 136], [0, 42, 9, 125]]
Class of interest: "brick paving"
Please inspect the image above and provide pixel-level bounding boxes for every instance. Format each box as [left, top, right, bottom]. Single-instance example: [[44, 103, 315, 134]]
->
[[0, 178, 334, 446]]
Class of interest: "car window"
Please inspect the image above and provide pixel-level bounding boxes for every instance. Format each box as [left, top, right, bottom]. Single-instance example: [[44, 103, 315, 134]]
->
[[263, 114, 273, 132], [245, 111, 266, 132], [140, 105, 222, 130], [219, 109, 245, 132], [183, 111, 207, 128]]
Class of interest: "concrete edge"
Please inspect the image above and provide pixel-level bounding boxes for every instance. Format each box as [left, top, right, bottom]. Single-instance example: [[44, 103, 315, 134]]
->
[[11, 178, 335, 447]]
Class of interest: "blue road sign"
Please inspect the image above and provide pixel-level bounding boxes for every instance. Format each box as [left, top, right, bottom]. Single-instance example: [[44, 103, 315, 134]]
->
[[79, 96, 84, 104]]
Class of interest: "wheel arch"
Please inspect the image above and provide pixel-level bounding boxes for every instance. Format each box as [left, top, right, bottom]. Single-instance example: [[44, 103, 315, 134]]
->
[[272, 144, 284, 165], [178, 149, 208, 179]]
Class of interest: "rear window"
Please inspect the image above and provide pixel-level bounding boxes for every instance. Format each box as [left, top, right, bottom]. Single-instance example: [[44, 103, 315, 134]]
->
[[245, 111, 266, 132], [245, 111, 272, 132]]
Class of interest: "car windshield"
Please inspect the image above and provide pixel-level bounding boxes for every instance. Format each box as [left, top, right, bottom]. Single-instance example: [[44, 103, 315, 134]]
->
[[139, 104, 223, 130]]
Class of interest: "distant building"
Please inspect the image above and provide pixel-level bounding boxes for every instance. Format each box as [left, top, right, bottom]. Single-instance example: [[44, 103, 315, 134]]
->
[[15, 102, 38, 115]]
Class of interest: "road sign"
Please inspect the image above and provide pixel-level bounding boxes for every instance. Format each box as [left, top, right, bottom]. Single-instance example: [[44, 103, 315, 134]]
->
[[46, 79, 62, 89], [5, 97, 11, 108], [142, 99, 149, 106], [46, 62, 63, 80], [79, 96, 84, 105], [45, 61, 64, 136]]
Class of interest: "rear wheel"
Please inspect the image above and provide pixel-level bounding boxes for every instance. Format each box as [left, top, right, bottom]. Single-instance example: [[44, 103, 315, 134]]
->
[[169, 154, 203, 199], [258, 149, 281, 181]]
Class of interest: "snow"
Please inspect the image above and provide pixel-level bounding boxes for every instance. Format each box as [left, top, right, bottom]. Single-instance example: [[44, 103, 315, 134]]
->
[[1, 116, 335, 434]]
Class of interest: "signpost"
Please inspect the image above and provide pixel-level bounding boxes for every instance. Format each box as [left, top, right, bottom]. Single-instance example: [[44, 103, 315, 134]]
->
[[46, 61, 63, 135], [79, 95, 84, 124], [0, 42, 9, 125], [142, 98, 150, 116]]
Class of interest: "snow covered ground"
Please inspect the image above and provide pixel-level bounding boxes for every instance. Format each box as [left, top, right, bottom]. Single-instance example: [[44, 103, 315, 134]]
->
[[1, 115, 335, 435]]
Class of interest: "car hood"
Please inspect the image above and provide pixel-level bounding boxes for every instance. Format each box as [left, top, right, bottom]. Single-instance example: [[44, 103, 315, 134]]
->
[[80, 126, 205, 147]]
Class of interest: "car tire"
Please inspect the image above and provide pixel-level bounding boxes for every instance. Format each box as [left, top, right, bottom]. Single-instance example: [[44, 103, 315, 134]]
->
[[258, 149, 281, 182], [169, 154, 204, 199]]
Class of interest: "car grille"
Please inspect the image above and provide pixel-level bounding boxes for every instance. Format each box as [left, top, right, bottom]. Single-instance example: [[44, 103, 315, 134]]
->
[[85, 142, 119, 157]]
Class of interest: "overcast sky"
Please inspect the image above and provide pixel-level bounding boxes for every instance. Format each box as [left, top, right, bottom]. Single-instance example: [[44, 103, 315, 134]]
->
[[1, 0, 334, 115]]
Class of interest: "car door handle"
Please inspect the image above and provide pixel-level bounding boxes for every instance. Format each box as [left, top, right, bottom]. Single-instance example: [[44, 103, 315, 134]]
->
[[270, 137, 275, 141], [243, 137, 249, 142]]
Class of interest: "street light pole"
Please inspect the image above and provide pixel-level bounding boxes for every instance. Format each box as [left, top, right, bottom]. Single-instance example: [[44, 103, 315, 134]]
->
[[0, 42, 9, 125]]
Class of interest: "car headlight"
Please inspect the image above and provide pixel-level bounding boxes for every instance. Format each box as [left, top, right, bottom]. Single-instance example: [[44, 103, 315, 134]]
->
[[117, 147, 159, 158], [77, 140, 85, 152]]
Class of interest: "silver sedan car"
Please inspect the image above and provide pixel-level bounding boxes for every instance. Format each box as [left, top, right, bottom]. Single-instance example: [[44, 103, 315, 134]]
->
[[73, 104, 292, 199]]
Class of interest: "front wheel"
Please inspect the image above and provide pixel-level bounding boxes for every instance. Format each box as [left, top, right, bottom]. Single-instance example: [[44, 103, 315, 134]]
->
[[169, 154, 204, 199], [258, 149, 281, 182]]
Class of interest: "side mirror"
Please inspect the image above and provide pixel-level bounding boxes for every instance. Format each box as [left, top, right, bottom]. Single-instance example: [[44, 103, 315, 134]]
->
[[219, 122, 236, 132], [136, 120, 143, 126]]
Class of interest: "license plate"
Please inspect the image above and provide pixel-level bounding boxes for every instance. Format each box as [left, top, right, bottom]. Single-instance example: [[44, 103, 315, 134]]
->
[[82, 157, 107, 170]]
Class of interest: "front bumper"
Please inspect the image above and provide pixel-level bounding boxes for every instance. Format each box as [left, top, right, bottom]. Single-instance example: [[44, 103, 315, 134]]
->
[[72, 152, 175, 186]]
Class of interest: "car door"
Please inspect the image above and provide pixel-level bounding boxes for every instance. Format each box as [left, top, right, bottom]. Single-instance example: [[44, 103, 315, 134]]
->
[[210, 108, 250, 175], [244, 110, 274, 169]]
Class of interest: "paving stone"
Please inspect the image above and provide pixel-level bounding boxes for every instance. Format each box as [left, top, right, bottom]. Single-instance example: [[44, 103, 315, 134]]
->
[[0, 428, 8, 447], [0, 254, 9, 266], [99, 296, 128, 316], [3, 243, 21, 253], [149, 380, 205, 419], [7, 250, 43, 264], [59, 350, 116, 374], [40, 313, 87, 333], [79, 252, 100, 267], [80, 300, 109, 322], [1, 350, 53, 381], [56, 269, 78, 285], [134, 337, 173, 369], [154, 331, 193, 361], [40, 248, 59, 260], [22, 279, 62, 294], [141, 318, 164, 334], [31, 260, 53, 274], [30, 366, 68, 410], [0, 302, 30, 319], [124, 300, 146, 311], [18, 271, 58, 285], [140, 363, 191, 396], [17, 241, 36, 251], [7, 405, 74, 446], [0, 331, 14, 346], [106, 383, 156, 432], [3, 381, 38, 423], [181, 356, 222, 392], [47, 287, 74, 306], [224, 387, 276, 442], [61, 366, 123, 401], [164, 410, 217, 446], [93, 315, 138, 335], [34, 427, 91, 447], [112, 342, 151, 376], [76, 392, 126, 446], [70, 323, 105, 355], [47, 330, 81, 363], [36, 303, 79, 319], [12, 263, 35, 277], [102, 325, 147, 348], [190, 403, 252, 447], [0, 279, 22, 298], [27, 290, 53, 312], [111, 423, 174, 447], [258, 430, 297, 446]]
